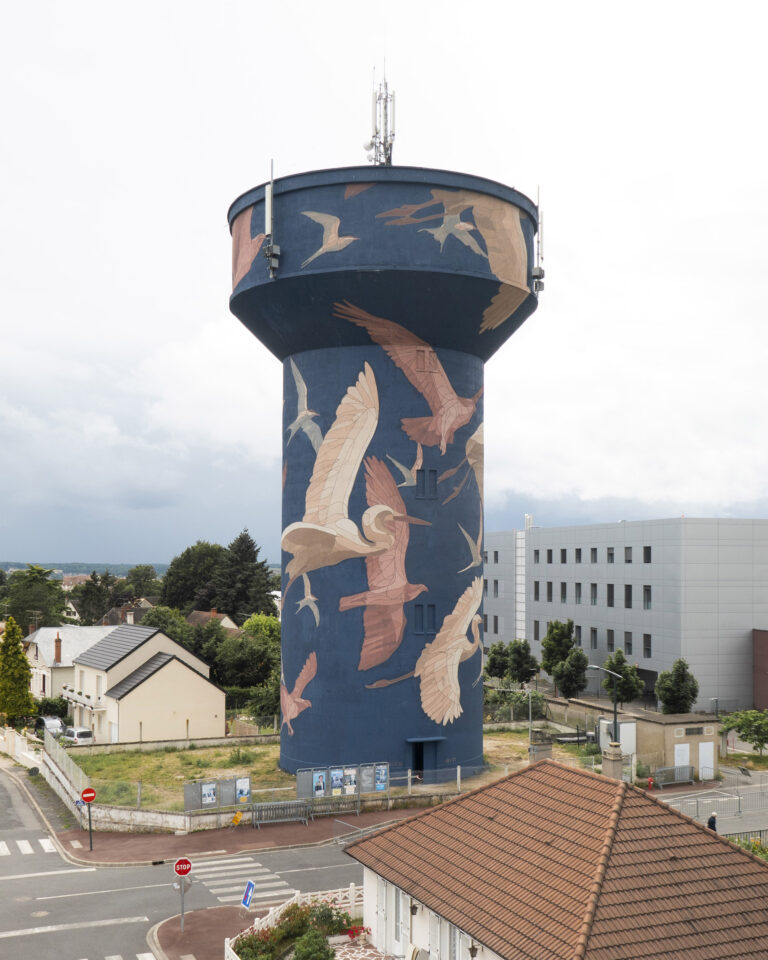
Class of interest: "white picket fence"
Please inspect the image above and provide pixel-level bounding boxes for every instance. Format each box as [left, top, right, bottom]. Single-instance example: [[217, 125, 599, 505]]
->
[[224, 884, 363, 960]]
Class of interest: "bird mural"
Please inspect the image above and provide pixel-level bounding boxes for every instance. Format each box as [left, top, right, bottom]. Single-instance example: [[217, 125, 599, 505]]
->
[[339, 457, 430, 671], [366, 577, 484, 725], [376, 188, 530, 333], [282, 363, 416, 623], [286, 358, 323, 454], [231, 208, 266, 289], [281, 651, 317, 735], [419, 213, 488, 259], [438, 423, 484, 505], [300, 211, 358, 268], [386, 442, 423, 488], [457, 519, 483, 573], [333, 300, 482, 455]]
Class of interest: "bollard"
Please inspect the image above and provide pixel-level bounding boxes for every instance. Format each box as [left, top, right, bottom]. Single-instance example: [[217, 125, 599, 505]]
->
[[457, 766, 461, 792], [407, 769, 412, 795]]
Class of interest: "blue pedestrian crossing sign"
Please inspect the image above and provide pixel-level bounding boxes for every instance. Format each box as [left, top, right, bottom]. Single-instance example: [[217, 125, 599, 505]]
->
[[242, 879, 256, 908], [75, 799, 85, 807]]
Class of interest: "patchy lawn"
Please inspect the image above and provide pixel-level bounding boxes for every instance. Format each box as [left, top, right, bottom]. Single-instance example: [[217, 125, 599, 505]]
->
[[77, 742, 292, 811]]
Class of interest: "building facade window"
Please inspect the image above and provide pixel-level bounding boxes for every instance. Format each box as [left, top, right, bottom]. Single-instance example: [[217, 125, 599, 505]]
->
[[546, 581, 553, 602], [493, 580, 499, 599], [643, 634, 652, 658], [493, 615, 498, 634], [607, 583, 614, 607], [534, 581, 540, 601], [575, 625, 582, 646], [416, 469, 438, 499], [590, 547, 597, 563], [547, 549, 553, 563], [534, 620, 540, 642], [590, 627, 598, 650], [624, 631, 633, 655], [483, 579, 488, 596], [643, 585, 652, 609], [607, 547, 614, 563], [483, 614, 488, 631], [625, 584, 632, 608], [590, 583, 597, 606], [575, 582, 582, 605], [483, 551, 488, 563], [607, 629, 615, 652], [625, 546, 633, 563], [493, 550, 499, 564], [644, 545, 652, 563], [560, 548, 567, 563], [575, 548, 582, 563], [560, 582, 567, 603], [534, 549, 540, 564]]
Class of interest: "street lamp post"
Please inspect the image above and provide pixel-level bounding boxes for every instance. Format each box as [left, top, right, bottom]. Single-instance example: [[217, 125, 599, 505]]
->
[[588, 665, 622, 744]]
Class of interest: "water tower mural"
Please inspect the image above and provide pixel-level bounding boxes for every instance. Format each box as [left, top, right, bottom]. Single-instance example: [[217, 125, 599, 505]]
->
[[228, 166, 540, 776]]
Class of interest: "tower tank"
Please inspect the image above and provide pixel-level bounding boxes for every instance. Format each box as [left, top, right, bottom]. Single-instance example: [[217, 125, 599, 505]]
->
[[228, 165, 539, 778]]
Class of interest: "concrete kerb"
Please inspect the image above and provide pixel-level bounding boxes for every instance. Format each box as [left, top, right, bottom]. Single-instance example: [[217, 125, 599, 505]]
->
[[147, 916, 173, 960], [0, 758, 75, 865]]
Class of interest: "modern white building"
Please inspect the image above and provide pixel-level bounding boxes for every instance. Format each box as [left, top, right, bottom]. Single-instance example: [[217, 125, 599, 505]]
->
[[483, 518, 768, 711]]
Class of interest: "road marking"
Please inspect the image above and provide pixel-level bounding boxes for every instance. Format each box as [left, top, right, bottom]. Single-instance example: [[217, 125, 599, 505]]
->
[[0, 866, 96, 882], [16, 840, 33, 855], [0, 915, 149, 939], [37, 880, 171, 901], [180, 955, 198, 960], [210, 882, 292, 896], [0, 842, 8, 856], [191, 855, 254, 867], [70, 839, 83, 848], [279, 863, 362, 874], [105, 955, 124, 959], [206, 874, 287, 890], [139, 955, 159, 960], [38, 838, 56, 853], [217, 887, 292, 903], [196, 865, 270, 879]]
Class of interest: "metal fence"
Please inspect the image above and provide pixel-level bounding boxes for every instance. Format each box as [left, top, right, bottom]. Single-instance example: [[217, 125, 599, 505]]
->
[[664, 782, 768, 822]]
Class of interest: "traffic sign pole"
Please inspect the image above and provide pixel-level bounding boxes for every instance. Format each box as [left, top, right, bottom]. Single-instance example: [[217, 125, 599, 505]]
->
[[173, 858, 192, 931], [81, 788, 96, 851]]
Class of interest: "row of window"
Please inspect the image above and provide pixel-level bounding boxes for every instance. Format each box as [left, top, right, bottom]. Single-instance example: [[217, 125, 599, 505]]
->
[[483, 580, 500, 598], [482, 550, 500, 564], [533, 545, 652, 565], [482, 614, 499, 634], [533, 581, 652, 609], [533, 620, 653, 658]]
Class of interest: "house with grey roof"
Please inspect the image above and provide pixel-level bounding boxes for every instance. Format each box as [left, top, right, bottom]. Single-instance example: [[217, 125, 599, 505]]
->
[[66, 625, 225, 744], [24, 626, 116, 699]]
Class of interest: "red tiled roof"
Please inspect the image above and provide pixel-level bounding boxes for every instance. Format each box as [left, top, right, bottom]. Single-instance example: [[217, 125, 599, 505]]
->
[[346, 760, 768, 959]]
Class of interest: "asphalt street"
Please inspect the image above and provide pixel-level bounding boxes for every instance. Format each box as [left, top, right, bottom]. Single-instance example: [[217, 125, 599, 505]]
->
[[0, 769, 362, 960]]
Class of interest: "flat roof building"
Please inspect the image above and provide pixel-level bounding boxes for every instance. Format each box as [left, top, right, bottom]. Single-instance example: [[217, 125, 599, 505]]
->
[[484, 518, 768, 711]]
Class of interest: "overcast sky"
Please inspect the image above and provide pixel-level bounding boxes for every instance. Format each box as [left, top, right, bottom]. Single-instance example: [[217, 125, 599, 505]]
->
[[2, 1, 767, 565]]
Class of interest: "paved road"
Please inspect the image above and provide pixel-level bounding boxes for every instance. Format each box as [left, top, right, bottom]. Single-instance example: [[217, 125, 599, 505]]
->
[[0, 770, 362, 960]]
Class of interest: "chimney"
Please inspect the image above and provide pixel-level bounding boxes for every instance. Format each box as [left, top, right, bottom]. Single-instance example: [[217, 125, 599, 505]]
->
[[211, 608, 218, 617], [602, 741, 624, 781], [54, 632, 62, 665], [126, 610, 134, 625], [29, 624, 35, 636]]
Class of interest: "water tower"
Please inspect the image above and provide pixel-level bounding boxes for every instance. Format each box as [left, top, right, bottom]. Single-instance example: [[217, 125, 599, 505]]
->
[[228, 94, 541, 777]]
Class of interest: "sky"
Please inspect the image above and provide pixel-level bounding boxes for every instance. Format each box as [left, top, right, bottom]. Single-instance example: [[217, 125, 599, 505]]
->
[[2, 1, 768, 565]]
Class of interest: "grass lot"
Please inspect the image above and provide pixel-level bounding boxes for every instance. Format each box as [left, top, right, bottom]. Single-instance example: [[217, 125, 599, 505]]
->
[[75, 728, 588, 810], [78, 743, 294, 811]]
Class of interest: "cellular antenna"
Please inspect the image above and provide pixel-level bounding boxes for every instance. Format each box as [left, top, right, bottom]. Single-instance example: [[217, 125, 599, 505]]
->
[[363, 72, 395, 166], [532, 186, 545, 293]]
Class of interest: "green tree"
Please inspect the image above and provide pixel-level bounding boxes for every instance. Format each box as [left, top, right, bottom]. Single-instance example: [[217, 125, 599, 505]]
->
[[655, 658, 699, 714], [6, 565, 68, 630], [723, 710, 768, 756], [139, 606, 194, 650], [212, 615, 281, 687], [70, 570, 118, 625], [602, 649, 644, 705], [485, 640, 510, 679], [212, 529, 277, 625], [552, 647, 588, 700], [160, 540, 227, 612], [541, 619, 574, 696], [507, 639, 539, 686], [0, 616, 35, 721], [122, 565, 162, 599]]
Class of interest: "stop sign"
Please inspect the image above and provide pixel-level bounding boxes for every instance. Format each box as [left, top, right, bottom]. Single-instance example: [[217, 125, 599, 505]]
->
[[81, 787, 96, 804], [174, 857, 192, 877]]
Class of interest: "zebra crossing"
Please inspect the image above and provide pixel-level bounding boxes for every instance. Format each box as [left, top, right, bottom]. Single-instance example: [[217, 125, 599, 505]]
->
[[0, 836, 56, 857], [192, 854, 294, 905], [67, 954, 155, 960]]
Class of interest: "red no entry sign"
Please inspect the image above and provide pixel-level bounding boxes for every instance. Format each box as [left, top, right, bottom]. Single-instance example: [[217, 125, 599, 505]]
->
[[81, 787, 96, 803], [174, 857, 192, 877]]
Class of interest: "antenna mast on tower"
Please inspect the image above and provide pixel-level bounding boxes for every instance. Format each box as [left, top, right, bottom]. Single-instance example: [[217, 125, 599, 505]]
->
[[364, 74, 395, 166]]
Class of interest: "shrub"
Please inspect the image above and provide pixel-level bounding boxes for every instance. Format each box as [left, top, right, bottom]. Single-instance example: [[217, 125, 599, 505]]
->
[[293, 928, 335, 960], [278, 902, 311, 939], [309, 901, 352, 935], [228, 746, 255, 765], [234, 926, 280, 960]]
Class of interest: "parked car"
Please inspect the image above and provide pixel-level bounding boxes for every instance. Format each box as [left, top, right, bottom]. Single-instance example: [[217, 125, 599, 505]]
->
[[62, 726, 94, 745], [34, 716, 64, 737]]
